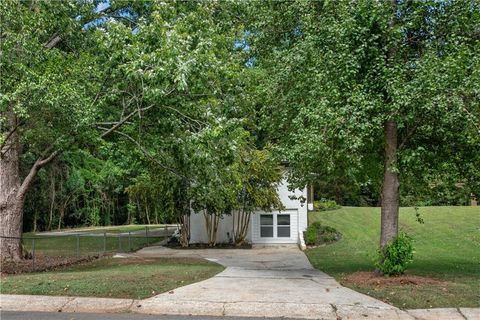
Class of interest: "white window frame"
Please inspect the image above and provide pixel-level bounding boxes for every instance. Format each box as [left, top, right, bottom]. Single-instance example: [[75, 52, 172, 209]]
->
[[259, 212, 291, 239]]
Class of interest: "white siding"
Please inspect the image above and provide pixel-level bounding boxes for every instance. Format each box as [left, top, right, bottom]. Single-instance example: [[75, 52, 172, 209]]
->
[[189, 212, 254, 244], [277, 176, 309, 235], [277, 177, 307, 210], [189, 212, 236, 244], [298, 194, 308, 233], [188, 176, 308, 245]]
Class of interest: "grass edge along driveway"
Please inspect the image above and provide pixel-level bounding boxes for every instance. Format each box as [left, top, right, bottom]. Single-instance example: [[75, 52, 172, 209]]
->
[[305, 206, 480, 309], [1, 257, 224, 299]]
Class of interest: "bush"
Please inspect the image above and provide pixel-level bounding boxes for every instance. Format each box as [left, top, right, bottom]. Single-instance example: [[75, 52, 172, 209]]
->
[[375, 232, 414, 276], [304, 226, 318, 245], [321, 233, 337, 242], [310, 221, 323, 231], [304, 222, 339, 246], [314, 199, 341, 211]]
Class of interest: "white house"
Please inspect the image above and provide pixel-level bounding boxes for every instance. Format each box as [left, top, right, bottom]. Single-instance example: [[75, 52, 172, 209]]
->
[[189, 178, 312, 249]]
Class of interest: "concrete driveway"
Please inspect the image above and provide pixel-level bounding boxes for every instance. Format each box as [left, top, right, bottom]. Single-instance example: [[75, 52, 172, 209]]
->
[[132, 245, 413, 319]]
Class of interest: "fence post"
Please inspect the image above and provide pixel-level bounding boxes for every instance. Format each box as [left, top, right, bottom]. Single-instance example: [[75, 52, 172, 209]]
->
[[128, 231, 131, 252], [145, 226, 149, 246], [118, 234, 122, 252], [32, 238, 36, 271], [76, 234, 80, 257], [103, 232, 106, 254]]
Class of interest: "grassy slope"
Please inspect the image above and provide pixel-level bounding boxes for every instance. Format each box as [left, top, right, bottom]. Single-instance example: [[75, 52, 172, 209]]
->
[[1, 257, 224, 299], [306, 206, 480, 309]]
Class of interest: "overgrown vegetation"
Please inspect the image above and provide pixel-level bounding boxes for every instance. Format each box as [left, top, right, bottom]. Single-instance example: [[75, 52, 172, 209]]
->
[[1, 1, 283, 256], [1, 0, 479, 260], [249, 0, 480, 259]]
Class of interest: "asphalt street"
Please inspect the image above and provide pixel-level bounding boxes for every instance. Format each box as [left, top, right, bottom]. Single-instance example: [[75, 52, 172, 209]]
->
[[1, 311, 301, 320]]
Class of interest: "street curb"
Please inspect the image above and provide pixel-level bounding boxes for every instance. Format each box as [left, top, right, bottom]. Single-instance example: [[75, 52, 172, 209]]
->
[[407, 307, 480, 320], [0, 294, 136, 314], [1, 294, 414, 319], [2, 294, 479, 319]]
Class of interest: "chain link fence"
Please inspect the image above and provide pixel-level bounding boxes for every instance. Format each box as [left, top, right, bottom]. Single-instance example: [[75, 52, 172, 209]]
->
[[1, 226, 174, 272]]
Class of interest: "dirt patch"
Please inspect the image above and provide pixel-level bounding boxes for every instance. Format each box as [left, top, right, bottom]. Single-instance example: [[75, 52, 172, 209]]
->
[[344, 271, 448, 287], [1, 254, 101, 275]]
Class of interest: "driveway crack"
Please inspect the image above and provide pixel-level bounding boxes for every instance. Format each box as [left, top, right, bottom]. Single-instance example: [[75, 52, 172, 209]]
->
[[330, 303, 341, 320], [58, 297, 75, 312], [222, 303, 226, 316], [127, 299, 137, 312], [457, 307, 468, 320]]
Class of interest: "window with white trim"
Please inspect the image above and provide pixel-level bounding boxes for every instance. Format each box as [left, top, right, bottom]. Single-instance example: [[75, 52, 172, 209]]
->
[[260, 213, 291, 238], [260, 214, 274, 237], [277, 214, 290, 237]]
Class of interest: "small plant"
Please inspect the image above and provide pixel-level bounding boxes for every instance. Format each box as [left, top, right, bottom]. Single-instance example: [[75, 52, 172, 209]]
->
[[314, 199, 341, 211], [375, 232, 414, 276], [304, 226, 318, 245], [413, 207, 425, 224]]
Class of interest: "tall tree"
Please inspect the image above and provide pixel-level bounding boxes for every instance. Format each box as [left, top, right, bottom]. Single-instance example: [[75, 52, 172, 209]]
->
[[1, 0, 247, 258], [0, 0, 105, 259], [247, 1, 480, 253], [233, 146, 282, 246], [93, 0, 249, 247]]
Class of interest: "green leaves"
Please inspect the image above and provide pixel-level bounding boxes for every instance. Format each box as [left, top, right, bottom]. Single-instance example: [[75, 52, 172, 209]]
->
[[248, 0, 480, 201], [1, 0, 103, 155], [374, 232, 415, 276]]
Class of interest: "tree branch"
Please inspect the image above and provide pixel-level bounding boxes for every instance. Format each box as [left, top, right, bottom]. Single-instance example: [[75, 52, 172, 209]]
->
[[164, 105, 208, 128], [43, 33, 62, 49], [97, 126, 186, 179], [398, 124, 418, 150], [0, 121, 22, 153], [17, 150, 60, 201], [100, 87, 176, 138], [100, 104, 154, 138]]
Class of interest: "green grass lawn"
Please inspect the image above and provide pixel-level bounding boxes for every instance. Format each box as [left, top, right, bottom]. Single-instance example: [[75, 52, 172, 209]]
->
[[306, 206, 480, 309], [1, 257, 224, 299]]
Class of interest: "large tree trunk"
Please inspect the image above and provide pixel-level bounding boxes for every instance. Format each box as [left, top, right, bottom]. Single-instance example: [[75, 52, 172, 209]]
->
[[0, 113, 23, 260], [380, 120, 400, 248], [1, 111, 59, 260]]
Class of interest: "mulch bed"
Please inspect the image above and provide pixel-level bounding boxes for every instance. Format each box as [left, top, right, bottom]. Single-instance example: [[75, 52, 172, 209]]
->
[[165, 242, 252, 249], [344, 271, 448, 287], [1, 254, 101, 275], [304, 232, 342, 248]]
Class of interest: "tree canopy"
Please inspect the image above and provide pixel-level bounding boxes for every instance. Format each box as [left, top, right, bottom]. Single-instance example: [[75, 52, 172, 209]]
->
[[246, 0, 479, 246], [1, 0, 478, 259]]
